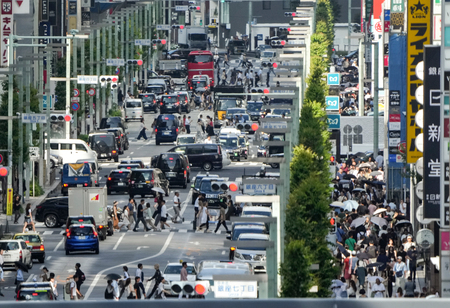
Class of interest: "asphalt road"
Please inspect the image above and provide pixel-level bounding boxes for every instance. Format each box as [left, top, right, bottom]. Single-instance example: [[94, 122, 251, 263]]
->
[[0, 101, 276, 300]]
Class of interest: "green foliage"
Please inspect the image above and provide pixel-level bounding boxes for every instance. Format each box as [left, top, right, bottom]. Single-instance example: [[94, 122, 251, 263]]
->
[[78, 134, 89, 144], [109, 108, 122, 117], [29, 180, 44, 196]]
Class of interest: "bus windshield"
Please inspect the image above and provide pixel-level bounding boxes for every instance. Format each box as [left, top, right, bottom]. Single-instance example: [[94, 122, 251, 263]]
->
[[188, 54, 213, 63]]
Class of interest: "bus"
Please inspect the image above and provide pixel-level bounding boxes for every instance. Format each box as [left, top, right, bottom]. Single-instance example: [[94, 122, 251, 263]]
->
[[187, 50, 214, 89]]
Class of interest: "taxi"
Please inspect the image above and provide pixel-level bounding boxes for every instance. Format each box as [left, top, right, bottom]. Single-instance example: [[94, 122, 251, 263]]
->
[[13, 232, 45, 263]]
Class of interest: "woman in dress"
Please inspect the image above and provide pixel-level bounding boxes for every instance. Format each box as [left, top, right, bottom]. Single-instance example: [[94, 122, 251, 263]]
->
[[197, 201, 209, 231], [22, 203, 35, 232], [386, 238, 397, 260], [113, 201, 120, 231], [119, 206, 131, 230]]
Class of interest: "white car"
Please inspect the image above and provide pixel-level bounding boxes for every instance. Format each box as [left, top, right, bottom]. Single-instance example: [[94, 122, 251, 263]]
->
[[233, 233, 269, 273], [176, 134, 197, 145], [0, 239, 33, 269], [241, 206, 272, 217], [162, 262, 197, 295]]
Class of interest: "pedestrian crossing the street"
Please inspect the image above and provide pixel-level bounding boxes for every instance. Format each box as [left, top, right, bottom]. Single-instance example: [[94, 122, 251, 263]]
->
[[37, 227, 229, 236]]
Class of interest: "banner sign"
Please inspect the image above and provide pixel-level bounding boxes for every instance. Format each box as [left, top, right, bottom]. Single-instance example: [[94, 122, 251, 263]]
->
[[406, 0, 431, 163], [423, 45, 441, 219], [1, 0, 12, 67]]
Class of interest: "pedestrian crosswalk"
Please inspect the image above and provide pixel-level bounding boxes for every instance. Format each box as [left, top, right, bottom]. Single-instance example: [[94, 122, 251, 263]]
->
[[37, 228, 229, 236]]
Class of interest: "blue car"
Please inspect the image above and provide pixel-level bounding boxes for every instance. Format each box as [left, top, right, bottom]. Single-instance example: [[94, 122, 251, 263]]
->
[[155, 114, 180, 145], [65, 224, 99, 255]]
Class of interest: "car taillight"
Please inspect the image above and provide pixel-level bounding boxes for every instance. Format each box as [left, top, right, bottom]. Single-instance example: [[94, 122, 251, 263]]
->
[[153, 100, 156, 103], [40, 245, 44, 251], [160, 102, 163, 105], [184, 170, 186, 178], [84, 183, 88, 187], [93, 231, 98, 238], [19, 250, 22, 260], [25, 241, 29, 243], [185, 100, 188, 103], [99, 225, 103, 229], [112, 150, 117, 154], [66, 228, 69, 233], [176, 128, 178, 133], [155, 128, 158, 133], [121, 134, 124, 137], [63, 184, 68, 187], [36, 205, 42, 210], [66, 232, 71, 239], [218, 146, 222, 155], [108, 177, 112, 181]]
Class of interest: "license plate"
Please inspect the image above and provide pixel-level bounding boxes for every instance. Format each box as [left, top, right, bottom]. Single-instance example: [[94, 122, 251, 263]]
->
[[77, 184, 83, 187], [138, 184, 143, 188], [118, 183, 124, 186], [78, 236, 85, 240], [3, 254, 9, 257], [163, 132, 171, 135], [206, 194, 216, 198], [166, 172, 176, 177], [101, 153, 106, 157]]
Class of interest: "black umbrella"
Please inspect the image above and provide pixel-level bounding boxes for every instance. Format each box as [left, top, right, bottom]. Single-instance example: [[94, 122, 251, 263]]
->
[[337, 244, 350, 257], [343, 174, 356, 179], [14, 261, 28, 273], [104, 273, 122, 280], [357, 252, 370, 260], [366, 262, 383, 268]]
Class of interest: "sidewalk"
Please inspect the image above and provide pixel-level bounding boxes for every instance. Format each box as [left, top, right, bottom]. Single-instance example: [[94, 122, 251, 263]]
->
[[0, 180, 60, 236]]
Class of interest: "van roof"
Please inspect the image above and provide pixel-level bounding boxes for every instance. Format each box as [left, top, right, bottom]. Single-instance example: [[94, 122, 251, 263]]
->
[[50, 139, 87, 143], [242, 206, 272, 213]]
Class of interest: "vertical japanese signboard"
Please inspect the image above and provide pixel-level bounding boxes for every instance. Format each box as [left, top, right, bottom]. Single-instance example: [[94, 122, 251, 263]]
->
[[423, 45, 441, 219], [0, 0, 12, 67], [406, 0, 431, 163]]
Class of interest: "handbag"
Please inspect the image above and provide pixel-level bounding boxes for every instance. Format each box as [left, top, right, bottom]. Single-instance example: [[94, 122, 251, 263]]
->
[[395, 271, 403, 278]]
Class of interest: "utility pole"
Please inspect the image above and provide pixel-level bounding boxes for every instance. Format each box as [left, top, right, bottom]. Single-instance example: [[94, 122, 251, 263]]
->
[[373, 42, 379, 155], [72, 38, 78, 138], [96, 28, 101, 127], [80, 37, 86, 134], [89, 32, 94, 132]]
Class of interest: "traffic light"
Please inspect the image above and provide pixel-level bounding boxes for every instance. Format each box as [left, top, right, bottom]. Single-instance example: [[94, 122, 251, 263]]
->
[[100, 76, 107, 88], [127, 60, 143, 65], [0, 166, 9, 177], [152, 39, 167, 45], [50, 114, 72, 122], [237, 123, 252, 130], [172, 25, 185, 29], [251, 88, 264, 94], [170, 281, 210, 297], [271, 40, 285, 47], [189, 6, 201, 11], [279, 27, 288, 31], [284, 12, 296, 17], [110, 76, 118, 89], [211, 182, 239, 192]]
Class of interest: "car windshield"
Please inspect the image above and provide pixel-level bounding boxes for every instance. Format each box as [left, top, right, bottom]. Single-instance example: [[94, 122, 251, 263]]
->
[[126, 101, 142, 108], [194, 80, 207, 88], [91, 135, 115, 147], [232, 228, 264, 240], [262, 51, 275, 58], [219, 138, 238, 148], [243, 211, 271, 217], [141, 96, 155, 102], [194, 177, 205, 189], [178, 136, 195, 144], [130, 171, 153, 182], [218, 99, 238, 110], [164, 265, 196, 275], [178, 94, 188, 102], [145, 86, 164, 94], [160, 154, 182, 170], [14, 235, 41, 243], [0, 242, 19, 250], [272, 109, 291, 115], [156, 117, 176, 128], [200, 181, 214, 192], [190, 34, 207, 41], [104, 118, 121, 128], [18, 289, 53, 301], [69, 218, 95, 225], [188, 54, 213, 63], [235, 114, 250, 121], [111, 171, 129, 179], [164, 70, 186, 78], [118, 164, 140, 170], [163, 96, 178, 104], [239, 138, 246, 147], [71, 226, 94, 236], [247, 104, 263, 112]]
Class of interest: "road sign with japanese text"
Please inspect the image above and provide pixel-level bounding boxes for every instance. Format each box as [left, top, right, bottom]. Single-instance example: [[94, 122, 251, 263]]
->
[[326, 73, 340, 86]]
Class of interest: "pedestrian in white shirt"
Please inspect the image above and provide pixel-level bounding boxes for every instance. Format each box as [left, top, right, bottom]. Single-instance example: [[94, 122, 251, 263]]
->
[[185, 116, 192, 134], [393, 256, 407, 291], [112, 279, 120, 301], [172, 191, 184, 223], [371, 278, 385, 298], [399, 200, 407, 215], [137, 119, 148, 141], [155, 278, 171, 299], [159, 200, 171, 229]]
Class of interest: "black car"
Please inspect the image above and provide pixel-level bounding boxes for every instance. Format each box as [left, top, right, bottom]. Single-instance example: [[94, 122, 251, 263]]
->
[[88, 133, 120, 162], [160, 95, 181, 114], [107, 170, 131, 195], [246, 101, 264, 121], [117, 163, 141, 170], [120, 159, 145, 168], [168, 143, 223, 171], [152, 153, 190, 188], [218, 135, 241, 162], [99, 128, 128, 154], [196, 178, 228, 209], [99, 116, 128, 131], [139, 93, 158, 113], [34, 197, 69, 228], [191, 174, 219, 204], [128, 168, 170, 198], [155, 114, 180, 145]]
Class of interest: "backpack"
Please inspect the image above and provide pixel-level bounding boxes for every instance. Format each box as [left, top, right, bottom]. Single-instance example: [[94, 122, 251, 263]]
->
[[65, 281, 71, 294], [79, 271, 86, 283]]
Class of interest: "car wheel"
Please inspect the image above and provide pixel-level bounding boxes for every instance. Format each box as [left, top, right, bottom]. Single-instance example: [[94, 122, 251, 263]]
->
[[44, 214, 58, 228], [38, 257, 45, 263], [95, 247, 99, 254], [270, 163, 279, 168], [125, 119, 128, 122], [65, 250, 70, 255], [114, 156, 119, 162], [28, 259, 33, 269], [202, 162, 213, 171]]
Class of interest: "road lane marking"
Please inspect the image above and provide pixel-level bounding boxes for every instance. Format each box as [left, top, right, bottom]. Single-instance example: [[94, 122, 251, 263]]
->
[[130, 152, 134, 155], [222, 250, 226, 255], [145, 280, 153, 294], [178, 229, 188, 233], [59, 230, 65, 235], [137, 246, 150, 250], [47, 256, 52, 260], [113, 233, 126, 250], [26, 274, 35, 282], [84, 232, 175, 300], [53, 239, 64, 252], [43, 231, 53, 235]]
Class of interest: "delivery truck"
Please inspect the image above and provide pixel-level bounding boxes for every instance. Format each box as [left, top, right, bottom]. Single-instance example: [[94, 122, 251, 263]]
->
[[178, 26, 208, 50], [68, 187, 111, 240]]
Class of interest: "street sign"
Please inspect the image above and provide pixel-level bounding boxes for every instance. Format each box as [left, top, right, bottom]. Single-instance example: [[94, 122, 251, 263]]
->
[[71, 101, 80, 111], [87, 88, 96, 96], [77, 75, 98, 84], [106, 58, 125, 66], [22, 113, 47, 124], [0, 154, 3, 164], [327, 114, 340, 129], [243, 183, 277, 195], [214, 281, 257, 299], [156, 24, 171, 31], [327, 73, 340, 85], [43, 95, 52, 109], [134, 39, 151, 46], [175, 5, 188, 11], [29, 147, 39, 159], [73, 88, 80, 97], [325, 96, 339, 111], [6, 188, 13, 216], [260, 121, 288, 129]]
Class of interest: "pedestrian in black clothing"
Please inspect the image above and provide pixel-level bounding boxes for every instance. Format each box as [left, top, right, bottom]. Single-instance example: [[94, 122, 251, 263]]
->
[[133, 199, 150, 232], [407, 245, 418, 280], [214, 204, 229, 233], [134, 276, 145, 299], [266, 71, 270, 87], [13, 195, 21, 224], [75, 263, 86, 293], [146, 264, 162, 299]]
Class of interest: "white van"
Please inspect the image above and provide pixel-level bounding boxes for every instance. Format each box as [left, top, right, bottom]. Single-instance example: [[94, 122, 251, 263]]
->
[[147, 79, 168, 93], [49, 139, 97, 164], [124, 99, 144, 122]]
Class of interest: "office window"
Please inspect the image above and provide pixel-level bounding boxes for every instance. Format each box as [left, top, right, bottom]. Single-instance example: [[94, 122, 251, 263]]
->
[[263, 1, 271, 10], [283, 0, 291, 9]]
